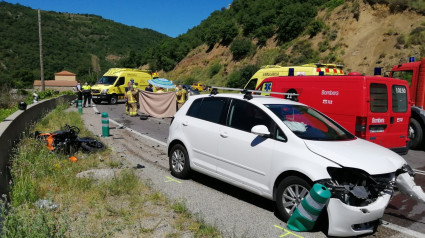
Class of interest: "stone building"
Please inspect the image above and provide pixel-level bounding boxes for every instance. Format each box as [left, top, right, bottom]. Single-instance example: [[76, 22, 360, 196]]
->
[[33, 71, 77, 91]]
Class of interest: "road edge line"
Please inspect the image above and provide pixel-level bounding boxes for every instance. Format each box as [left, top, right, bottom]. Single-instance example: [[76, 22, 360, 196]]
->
[[108, 118, 168, 147], [382, 221, 424, 238]]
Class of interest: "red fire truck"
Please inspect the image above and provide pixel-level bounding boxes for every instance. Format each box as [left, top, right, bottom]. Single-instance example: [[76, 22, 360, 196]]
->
[[256, 73, 410, 154], [389, 57, 425, 149]]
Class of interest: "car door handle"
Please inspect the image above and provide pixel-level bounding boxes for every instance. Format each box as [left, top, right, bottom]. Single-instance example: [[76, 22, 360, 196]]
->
[[182, 121, 188, 126], [220, 132, 228, 138]]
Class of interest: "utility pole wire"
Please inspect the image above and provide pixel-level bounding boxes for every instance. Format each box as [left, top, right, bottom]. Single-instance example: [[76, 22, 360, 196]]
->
[[38, 9, 45, 91]]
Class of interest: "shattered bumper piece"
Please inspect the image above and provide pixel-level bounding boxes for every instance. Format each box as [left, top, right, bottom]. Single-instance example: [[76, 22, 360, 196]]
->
[[326, 194, 391, 237], [396, 172, 425, 203]]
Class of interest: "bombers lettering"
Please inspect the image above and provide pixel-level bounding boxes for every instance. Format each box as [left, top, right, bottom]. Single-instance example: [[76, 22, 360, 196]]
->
[[321, 90, 339, 96], [372, 118, 385, 123]]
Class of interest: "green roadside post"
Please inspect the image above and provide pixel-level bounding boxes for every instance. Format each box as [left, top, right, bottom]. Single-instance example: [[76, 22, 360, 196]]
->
[[101, 112, 109, 137], [78, 100, 82, 114]]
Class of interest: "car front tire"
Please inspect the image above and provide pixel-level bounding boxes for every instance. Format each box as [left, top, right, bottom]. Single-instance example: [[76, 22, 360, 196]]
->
[[169, 144, 191, 179], [276, 176, 311, 221]]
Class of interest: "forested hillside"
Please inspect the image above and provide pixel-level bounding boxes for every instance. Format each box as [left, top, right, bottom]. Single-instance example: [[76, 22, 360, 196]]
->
[[2, 0, 425, 90], [0, 2, 169, 88], [130, 0, 425, 88]]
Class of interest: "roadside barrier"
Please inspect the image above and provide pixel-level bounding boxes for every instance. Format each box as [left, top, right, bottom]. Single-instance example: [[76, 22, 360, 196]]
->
[[101, 112, 109, 137], [287, 183, 331, 232], [0, 95, 74, 196]]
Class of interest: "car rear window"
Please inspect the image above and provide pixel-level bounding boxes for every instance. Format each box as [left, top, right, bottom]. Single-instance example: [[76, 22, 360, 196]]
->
[[370, 83, 388, 113], [186, 97, 228, 124], [392, 85, 408, 113]]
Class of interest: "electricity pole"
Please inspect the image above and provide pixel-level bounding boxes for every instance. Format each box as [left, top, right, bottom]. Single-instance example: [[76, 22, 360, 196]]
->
[[38, 9, 45, 91]]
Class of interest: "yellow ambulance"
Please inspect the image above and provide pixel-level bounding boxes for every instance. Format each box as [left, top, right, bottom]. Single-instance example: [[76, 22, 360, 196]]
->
[[91, 68, 152, 104], [244, 63, 344, 90]]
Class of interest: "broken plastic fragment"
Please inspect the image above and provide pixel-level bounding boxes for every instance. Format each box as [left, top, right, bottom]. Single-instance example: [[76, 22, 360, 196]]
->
[[396, 172, 425, 203]]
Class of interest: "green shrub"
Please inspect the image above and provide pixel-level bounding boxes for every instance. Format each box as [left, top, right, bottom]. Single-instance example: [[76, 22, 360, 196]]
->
[[225, 65, 259, 88], [324, 0, 345, 11], [230, 37, 254, 61], [307, 20, 325, 38], [208, 62, 222, 78]]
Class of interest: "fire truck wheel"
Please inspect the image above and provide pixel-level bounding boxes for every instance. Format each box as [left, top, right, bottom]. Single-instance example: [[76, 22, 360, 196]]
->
[[409, 118, 423, 149]]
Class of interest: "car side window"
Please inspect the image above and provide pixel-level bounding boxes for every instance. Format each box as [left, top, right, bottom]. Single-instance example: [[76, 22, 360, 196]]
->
[[186, 97, 228, 125], [228, 99, 273, 133]]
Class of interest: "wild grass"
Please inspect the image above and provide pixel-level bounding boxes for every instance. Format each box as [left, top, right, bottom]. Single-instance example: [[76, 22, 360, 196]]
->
[[1, 103, 222, 237]]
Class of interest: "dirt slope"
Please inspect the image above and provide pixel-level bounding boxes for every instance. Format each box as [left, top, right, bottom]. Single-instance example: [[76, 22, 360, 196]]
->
[[166, 2, 425, 83]]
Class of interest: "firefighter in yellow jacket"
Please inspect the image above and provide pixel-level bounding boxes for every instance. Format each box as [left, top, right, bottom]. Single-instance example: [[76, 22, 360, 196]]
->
[[176, 85, 187, 110], [126, 84, 139, 116]]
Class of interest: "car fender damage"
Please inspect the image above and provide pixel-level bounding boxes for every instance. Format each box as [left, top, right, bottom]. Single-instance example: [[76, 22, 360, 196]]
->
[[396, 172, 425, 203]]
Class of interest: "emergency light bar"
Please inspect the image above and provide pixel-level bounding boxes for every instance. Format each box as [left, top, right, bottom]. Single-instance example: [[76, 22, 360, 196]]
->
[[210, 86, 299, 101]]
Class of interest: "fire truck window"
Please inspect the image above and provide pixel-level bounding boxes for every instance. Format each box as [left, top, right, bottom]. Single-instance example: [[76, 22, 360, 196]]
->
[[392, 85, 408, 113], [391, 70, 413, 86], [370, 83, 388, 113]]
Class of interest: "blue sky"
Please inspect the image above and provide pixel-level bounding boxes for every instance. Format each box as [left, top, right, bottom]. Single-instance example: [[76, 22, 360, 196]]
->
[[4, 0, 232, 37]]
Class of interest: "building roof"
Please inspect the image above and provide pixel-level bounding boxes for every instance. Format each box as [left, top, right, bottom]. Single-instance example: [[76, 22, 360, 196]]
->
[[33, 80, 77, 87], [55, 70, 76, 76]]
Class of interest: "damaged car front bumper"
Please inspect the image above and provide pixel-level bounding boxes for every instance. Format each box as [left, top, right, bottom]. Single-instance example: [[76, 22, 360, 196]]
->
[[320, 164, 425, 237], [327, 194, 390, 236]]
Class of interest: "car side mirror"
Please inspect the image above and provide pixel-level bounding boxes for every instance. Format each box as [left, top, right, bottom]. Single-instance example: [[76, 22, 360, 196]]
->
[[251, 125, 270, 137]]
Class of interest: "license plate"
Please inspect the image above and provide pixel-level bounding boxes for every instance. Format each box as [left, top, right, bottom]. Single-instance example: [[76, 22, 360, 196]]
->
[[92, 96, 99, 99]]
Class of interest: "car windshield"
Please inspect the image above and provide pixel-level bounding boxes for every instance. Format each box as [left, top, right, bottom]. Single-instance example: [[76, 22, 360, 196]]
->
[[265, 104, 355, 141], [97, 76, 117, 85]]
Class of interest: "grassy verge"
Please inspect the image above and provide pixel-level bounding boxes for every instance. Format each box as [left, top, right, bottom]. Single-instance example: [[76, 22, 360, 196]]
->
[[1, 103, 222, 237]]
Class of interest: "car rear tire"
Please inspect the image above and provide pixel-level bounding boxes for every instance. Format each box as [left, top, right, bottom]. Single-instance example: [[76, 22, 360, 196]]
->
[[276, 176, 311, 221], [409, 118, 423, 149], [169, 144, 191, 179], [110, 95, 118, 104]]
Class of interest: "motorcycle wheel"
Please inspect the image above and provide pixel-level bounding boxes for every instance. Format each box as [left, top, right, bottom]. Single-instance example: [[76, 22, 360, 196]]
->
[[80, 138, 105, 153]]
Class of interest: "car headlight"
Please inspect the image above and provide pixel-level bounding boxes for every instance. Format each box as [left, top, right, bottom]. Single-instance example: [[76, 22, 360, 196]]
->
[[396, 163, 415, 177], [101, 89, 108, 94]]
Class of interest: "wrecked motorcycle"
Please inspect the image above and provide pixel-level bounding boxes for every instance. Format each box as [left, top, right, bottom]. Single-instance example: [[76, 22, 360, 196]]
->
[[35, 124, 105, 154]]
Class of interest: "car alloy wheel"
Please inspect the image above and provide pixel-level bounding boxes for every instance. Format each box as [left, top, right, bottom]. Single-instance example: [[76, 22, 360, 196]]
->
[[169, 144, 190, 179], [276, 176, 311, 221], [282, 184, 309, 214]]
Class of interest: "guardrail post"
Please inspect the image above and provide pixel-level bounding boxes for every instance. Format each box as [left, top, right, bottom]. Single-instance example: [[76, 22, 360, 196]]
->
[[101, 112, 109, 137]]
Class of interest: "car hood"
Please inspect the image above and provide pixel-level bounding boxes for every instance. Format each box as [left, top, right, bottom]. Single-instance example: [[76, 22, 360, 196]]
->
[[303, 138, 406, 175]]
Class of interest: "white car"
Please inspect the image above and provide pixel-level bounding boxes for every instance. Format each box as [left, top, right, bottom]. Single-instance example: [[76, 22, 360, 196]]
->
[[167, 92, 420, 237]]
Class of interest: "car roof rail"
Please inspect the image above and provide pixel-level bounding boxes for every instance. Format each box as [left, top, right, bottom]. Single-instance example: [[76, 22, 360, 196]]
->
[[210, 86, 299, 101]]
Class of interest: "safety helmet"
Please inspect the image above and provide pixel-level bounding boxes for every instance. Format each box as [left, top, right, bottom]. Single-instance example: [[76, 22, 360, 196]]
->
[[18, 101, 27, 110]]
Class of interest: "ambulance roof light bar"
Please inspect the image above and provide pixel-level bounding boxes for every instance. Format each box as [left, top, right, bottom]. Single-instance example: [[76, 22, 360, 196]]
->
[[210, 86, 299, 101]]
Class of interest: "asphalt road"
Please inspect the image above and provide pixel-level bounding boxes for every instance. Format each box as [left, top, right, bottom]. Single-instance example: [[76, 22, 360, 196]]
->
[[93, 102, 425, 237]]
